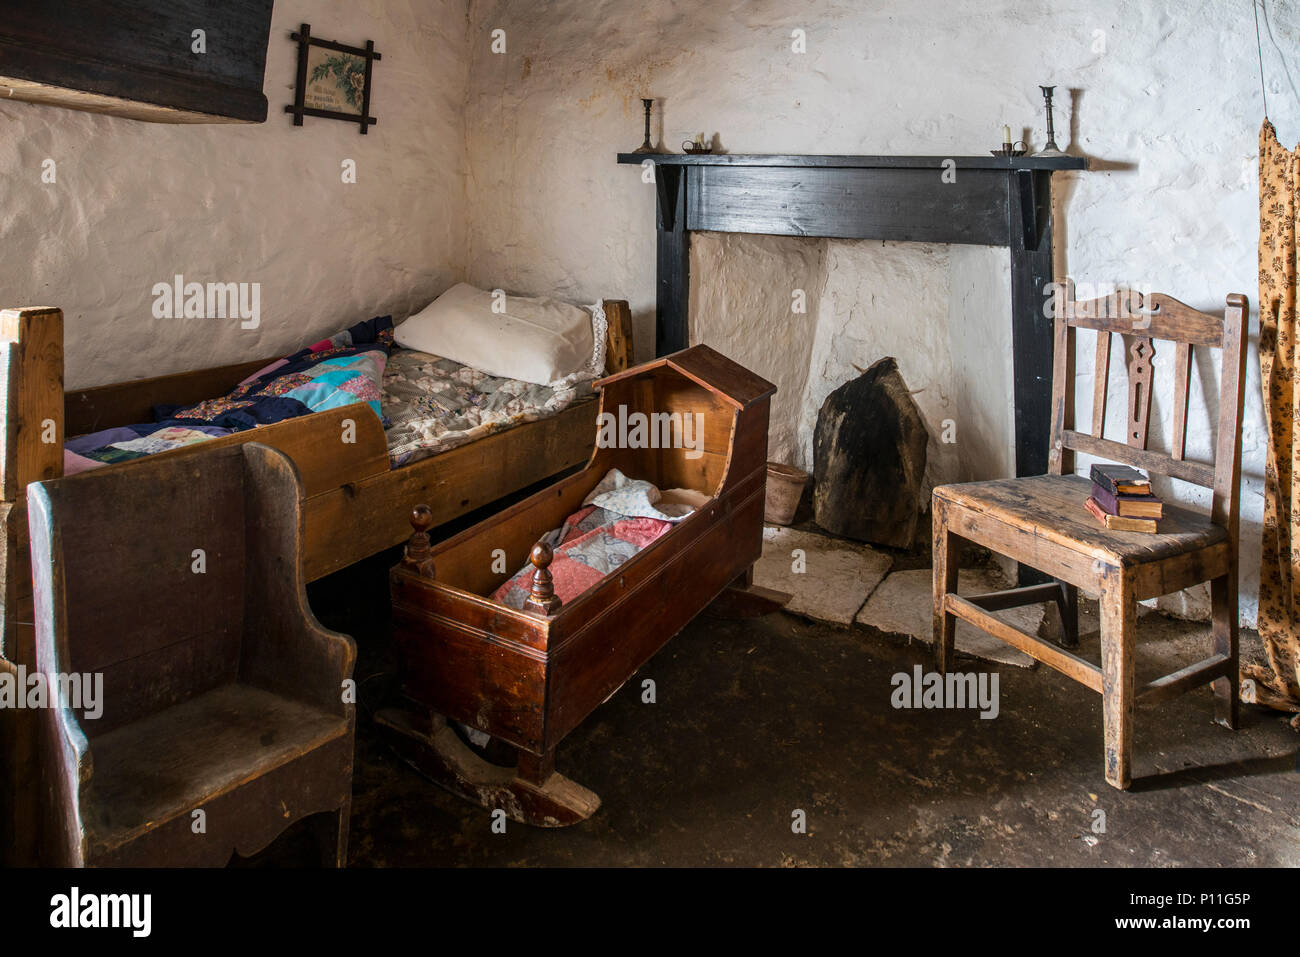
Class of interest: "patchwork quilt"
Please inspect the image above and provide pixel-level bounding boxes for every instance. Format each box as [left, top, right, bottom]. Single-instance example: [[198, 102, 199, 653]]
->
[[382, 348, 592, 467], [65, 316, 393, 473], [490, 469, 697, 611]]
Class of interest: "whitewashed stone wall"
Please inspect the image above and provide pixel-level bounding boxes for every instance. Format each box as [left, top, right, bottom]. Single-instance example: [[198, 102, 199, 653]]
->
[[2, 0, 471, 389]]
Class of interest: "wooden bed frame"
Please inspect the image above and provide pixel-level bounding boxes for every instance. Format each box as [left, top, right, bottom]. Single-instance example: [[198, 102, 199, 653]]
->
[[0, 299, 633, 865]]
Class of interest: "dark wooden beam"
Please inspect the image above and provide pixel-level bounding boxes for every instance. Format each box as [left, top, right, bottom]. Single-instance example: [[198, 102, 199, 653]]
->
[[0, 0, 274, 124], [655, 165, 690, 357], [687, 165, 1009, 246]]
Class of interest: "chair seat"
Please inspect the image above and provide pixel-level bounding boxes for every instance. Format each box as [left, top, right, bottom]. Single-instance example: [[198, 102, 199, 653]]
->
[[84, 682, 348, 854], [934, 474, 1227, 567]]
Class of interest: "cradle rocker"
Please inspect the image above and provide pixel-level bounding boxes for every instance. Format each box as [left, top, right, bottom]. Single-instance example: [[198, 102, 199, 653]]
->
[[382, 346, 776, 826]]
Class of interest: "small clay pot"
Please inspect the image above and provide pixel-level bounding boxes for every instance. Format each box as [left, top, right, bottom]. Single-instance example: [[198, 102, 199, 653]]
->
[[764, 461, 811, 526]]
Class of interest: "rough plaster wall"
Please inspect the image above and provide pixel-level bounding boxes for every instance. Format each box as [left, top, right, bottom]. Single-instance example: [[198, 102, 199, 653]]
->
[[947, 246, 1015, 484], [463, 0, 1300, 626], [689, 232, 822, 465], [0, 0, 471, 389], [798, 241, 958, 498]]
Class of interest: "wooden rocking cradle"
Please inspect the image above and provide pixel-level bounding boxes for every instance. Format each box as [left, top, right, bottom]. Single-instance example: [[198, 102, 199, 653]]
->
[[380, 345, 782, 826]]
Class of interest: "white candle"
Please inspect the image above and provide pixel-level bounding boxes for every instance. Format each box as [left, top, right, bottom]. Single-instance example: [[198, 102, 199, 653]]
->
[[1002, 124, 1011, 145]]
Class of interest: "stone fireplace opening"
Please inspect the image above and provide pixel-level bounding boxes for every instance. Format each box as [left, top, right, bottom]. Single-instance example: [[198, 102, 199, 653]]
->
[[689, 231, 1017, 529]]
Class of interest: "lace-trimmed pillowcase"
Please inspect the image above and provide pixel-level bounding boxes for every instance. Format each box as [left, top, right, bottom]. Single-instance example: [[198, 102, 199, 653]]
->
[[394, 282, 605, 387]]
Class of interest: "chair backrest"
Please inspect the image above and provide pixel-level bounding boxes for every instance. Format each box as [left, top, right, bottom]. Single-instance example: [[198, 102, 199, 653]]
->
[[28, 443, 251, 735], [1048, 280, 1249, 537]]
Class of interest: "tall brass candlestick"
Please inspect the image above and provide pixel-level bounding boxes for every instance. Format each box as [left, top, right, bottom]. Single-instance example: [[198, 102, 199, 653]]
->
[[632, 98, 656, 153]]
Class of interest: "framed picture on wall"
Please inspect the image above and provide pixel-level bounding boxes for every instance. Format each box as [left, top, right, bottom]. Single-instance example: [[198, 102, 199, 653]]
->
[[285, 23, 380, 133]]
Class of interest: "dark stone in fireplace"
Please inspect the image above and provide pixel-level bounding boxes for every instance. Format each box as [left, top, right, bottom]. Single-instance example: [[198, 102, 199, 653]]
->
[[813, 357, 928, 549]]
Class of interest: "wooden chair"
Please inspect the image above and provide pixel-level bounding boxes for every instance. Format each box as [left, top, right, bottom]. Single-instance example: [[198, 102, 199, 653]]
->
[[28, 442, 357, 865], [931, 283, 1248, 789]]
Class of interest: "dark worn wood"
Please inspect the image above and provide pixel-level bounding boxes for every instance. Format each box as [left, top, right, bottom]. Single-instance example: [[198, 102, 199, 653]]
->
[[27, 442, 356, 865], [523, 542, 562, 615], [655, 165, 690, 356], [1009, 169, 1055, 481], [376, 709, 600, 827], [687, 165, 1009, 245], [64, 355, 278, 437], [618, 153, 1087, 172], [0, 0, 274, 123], [401, 504, 436, 579], [388, 346, 774, 824], [603, 300, 635, 372], [932, 289, 1250, 789]]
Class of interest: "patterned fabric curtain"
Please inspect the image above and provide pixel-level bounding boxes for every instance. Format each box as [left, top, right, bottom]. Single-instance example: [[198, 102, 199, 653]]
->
[[1253, 120, 1300, 728]]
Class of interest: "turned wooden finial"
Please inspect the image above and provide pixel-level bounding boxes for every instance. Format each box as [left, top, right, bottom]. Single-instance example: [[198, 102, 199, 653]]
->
[[403, 504, 436, 578], [524, 541, 562, 615]]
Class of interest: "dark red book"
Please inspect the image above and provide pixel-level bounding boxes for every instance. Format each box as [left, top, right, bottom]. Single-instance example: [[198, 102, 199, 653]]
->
[[1090, 482, 1164, 519]]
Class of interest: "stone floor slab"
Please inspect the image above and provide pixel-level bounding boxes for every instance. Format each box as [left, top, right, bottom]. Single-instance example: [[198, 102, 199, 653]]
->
[[857, 567, 1042, 668], [753, 526, 892, 625]]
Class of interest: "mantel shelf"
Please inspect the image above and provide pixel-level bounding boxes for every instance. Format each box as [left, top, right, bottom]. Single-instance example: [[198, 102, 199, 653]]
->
[[616, 152, 1088, 171]]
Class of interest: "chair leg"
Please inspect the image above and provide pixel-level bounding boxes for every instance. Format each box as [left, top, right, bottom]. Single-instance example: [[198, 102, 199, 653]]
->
[[932, 502, 959, 675], [1211, 572, 1240, 730], [313, 801, 350, 868], [1098, 574, 1136, 790], [1055, 581, 1079, 648]]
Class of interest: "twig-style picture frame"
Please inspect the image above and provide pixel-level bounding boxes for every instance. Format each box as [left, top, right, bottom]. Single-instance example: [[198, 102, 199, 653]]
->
[[285, 23, 380, 134]]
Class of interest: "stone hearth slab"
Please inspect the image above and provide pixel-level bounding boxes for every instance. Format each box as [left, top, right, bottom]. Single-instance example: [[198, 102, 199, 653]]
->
[[753, 526, 892, 625], [856, 568, 1041, 668]]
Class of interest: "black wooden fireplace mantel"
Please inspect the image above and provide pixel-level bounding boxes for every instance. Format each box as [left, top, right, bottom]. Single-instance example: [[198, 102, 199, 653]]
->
[[616, 151, 1087, 478]]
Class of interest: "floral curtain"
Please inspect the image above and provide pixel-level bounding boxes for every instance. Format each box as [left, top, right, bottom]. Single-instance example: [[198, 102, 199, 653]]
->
[[1253, 120, 1300, 728]]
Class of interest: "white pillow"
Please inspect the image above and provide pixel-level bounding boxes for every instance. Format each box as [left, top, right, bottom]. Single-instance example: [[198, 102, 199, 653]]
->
[[395, 283, 599, 386]]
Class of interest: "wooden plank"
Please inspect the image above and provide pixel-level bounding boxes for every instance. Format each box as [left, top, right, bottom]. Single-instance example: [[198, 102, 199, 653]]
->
[[1008, 170, 1054, 481], [79, 403, 391, 501], [966, 582, 1066, 612], [1137, 654, 1232, 705], [1048, 305, 1074, 476], [0, 306, 62, 866], [1092, 330, 1111, 438], [0, 307, 64, 497], [1171, 342, 1192, 460], [936, 474, 1226, 568], [0, 0, 274, 123], [303, 399, 598, 581], [1098, 572, 1135, 789], [1211, 295, 1248, 531], [1064, 430, 1215, 487], [618, 153, 1088, 172], [656, 165, 690, 356], [603, 300, 634, 372], [946, 593, 1103, 693], [687, 165, 1010, 246], [1064, 292, 1224, 347], [64, 355, 277, 436]]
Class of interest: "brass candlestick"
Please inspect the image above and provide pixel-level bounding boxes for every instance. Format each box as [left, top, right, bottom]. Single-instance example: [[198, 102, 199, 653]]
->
[[632, 98, 656, 153]]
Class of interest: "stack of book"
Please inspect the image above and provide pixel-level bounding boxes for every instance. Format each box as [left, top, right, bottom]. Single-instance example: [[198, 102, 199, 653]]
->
[[1085, 464, 1163, 532]]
